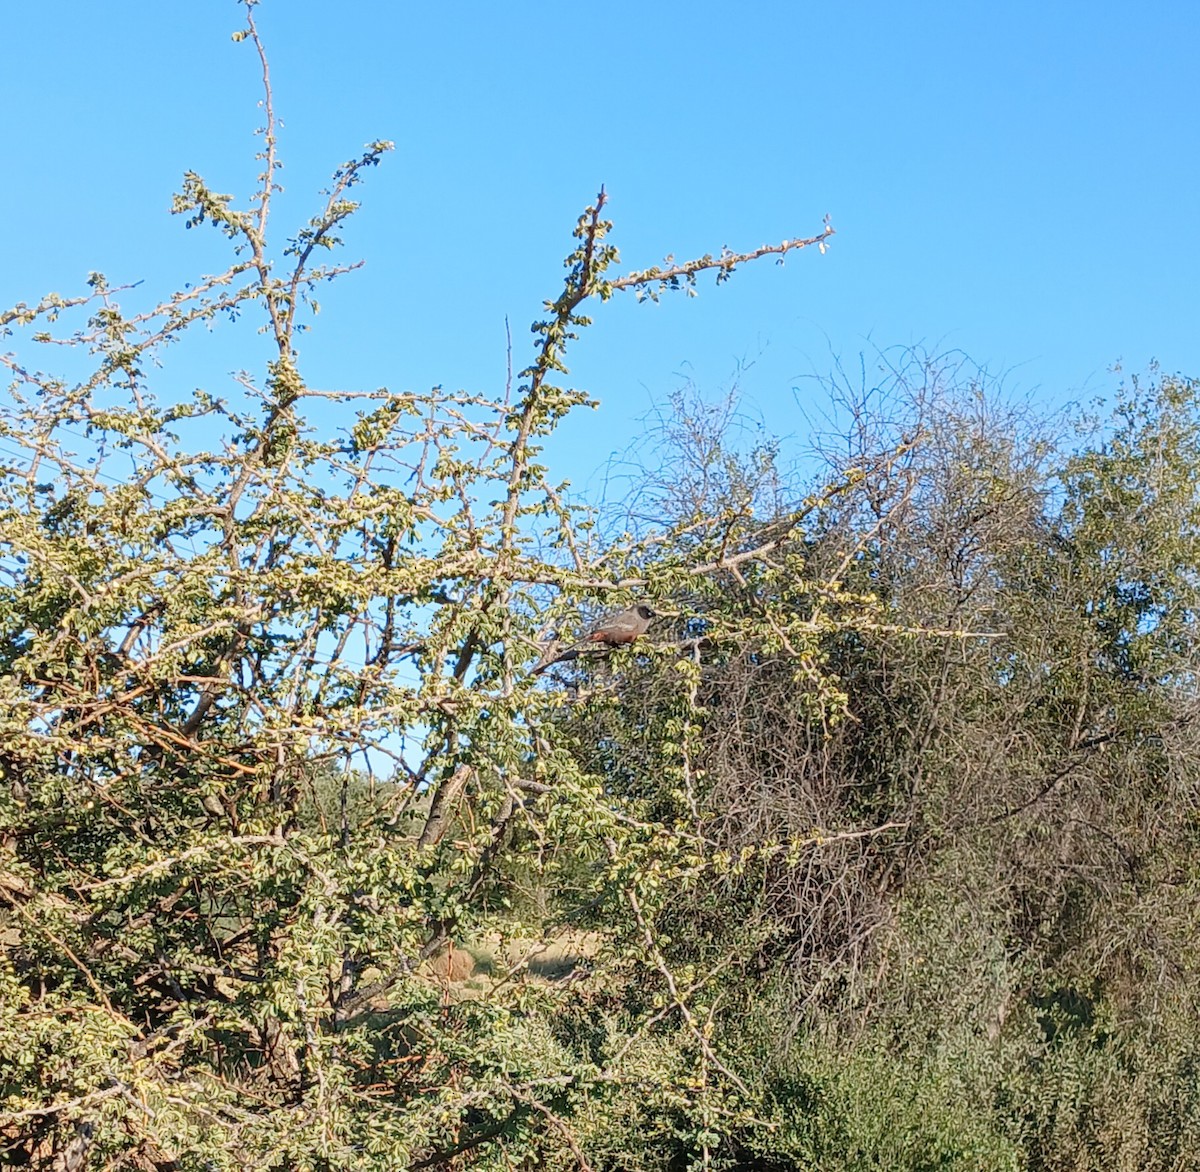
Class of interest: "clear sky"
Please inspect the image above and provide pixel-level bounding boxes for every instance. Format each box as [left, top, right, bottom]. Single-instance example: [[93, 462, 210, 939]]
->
[[3, 1, 1198, 488]]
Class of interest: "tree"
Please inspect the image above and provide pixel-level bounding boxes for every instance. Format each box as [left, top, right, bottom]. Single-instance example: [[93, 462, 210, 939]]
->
[[578, 352, 1200, 1170], [0, 5, 853, 1168]]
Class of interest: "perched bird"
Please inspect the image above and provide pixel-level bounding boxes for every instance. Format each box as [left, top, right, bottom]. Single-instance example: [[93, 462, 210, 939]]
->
[[532, 604, 657, 674]]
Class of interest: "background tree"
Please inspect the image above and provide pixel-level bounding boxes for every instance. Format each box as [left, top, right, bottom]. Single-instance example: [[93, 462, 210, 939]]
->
[[568, 352, 1200, 1170]]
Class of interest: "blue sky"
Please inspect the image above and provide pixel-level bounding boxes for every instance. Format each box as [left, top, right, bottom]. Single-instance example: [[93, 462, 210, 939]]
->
[[3, 1, 1198, 489]]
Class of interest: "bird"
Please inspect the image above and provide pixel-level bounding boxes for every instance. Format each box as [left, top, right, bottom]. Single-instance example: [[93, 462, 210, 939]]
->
[[531, 604, 657, 675]]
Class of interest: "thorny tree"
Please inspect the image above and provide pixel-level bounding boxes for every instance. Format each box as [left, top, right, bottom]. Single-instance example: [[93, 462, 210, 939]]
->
[[0, 7, 933, 1170]]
